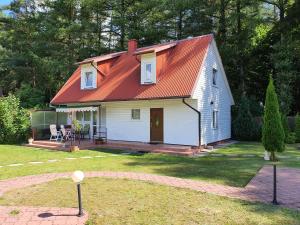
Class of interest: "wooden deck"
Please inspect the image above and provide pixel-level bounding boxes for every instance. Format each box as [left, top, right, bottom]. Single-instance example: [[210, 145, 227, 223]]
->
[[25, 140, 199, 156]]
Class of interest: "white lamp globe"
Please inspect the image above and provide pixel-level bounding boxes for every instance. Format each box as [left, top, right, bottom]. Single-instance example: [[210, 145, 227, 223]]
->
[[71, 171, 85, 183]]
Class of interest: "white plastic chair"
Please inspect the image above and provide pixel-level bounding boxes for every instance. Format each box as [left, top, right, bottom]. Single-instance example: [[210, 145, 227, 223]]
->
[[60, 125, 71, 141], [50, 124, 62, 141]]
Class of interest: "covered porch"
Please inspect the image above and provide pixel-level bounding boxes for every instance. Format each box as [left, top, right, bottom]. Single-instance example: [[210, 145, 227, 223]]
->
[[30, 105, 107, 141], [55, 105, 106, 140]]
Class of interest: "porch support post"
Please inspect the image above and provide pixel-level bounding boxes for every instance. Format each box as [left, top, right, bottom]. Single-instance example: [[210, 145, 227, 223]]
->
[[90, 110, 93, 140], [72, 111, 76, 122], [96, 107, 100, 133]]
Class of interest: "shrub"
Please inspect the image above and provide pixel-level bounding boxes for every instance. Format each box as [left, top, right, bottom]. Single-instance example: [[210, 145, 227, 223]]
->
[[296, 113, 300, 143], [281, 114, 291, 143], [262, 76, 285, 161], [286, 132, 296, 144], [233, 95, 261, 141], [0, 95, 30, 143]]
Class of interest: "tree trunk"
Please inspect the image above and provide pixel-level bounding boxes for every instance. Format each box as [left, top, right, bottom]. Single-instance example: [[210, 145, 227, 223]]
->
[[177, 10, 183, 39], [236, 0, 245, 93], [218, 0, 227, 43], [270, 151, 276, 161], [119, 0, 125, 50]]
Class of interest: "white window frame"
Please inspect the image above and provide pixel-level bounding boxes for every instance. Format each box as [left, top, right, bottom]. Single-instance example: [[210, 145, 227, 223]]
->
[[131, 109, 141, 120], [81, 64, 97, 90], [84, 71, 94, 88], [212, 67, 217, 86], [145, 63, 152, 81], [141, 53, 156, 84], [212, 110, 218, 129]]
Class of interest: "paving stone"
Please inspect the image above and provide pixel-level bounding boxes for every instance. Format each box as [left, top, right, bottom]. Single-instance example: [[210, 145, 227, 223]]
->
[[0, 206, 88, 225], [47, 160, 58, 163], [210, 154, 225, 157], [242, 154, 256, 157], [80, 156, 93, 159], [7, 164, 23, 167], [277, 155, 291, 159]]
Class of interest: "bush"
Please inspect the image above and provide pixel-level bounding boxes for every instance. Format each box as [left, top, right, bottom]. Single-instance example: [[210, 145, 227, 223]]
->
[[233, 95, 261, 141], [296, 113, 300, 143], [281, 114, 291, 143], [286, 132, 296, 144], [0, 95, 30, 143]]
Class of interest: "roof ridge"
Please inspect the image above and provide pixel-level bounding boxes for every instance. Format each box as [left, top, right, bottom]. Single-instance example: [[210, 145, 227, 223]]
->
[[78, 34, 214, 63], [135, 33, 213, 52]]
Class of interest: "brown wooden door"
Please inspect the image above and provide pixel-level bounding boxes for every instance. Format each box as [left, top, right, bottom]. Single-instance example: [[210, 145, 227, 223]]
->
[[150, 108, 163, 143]]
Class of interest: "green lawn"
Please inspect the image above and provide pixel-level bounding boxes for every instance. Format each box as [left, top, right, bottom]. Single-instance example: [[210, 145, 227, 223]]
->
[[1, 178, 300, 225], [0, 142, 299, 187]]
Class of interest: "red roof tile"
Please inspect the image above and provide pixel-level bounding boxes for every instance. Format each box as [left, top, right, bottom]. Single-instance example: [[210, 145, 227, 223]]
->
[[51, 34, 213, 104]]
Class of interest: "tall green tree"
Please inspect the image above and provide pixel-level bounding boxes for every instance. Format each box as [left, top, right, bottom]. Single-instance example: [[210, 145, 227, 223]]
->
[[295, 113, 300, 143], [262, 76, 285, 161], [233, 95, 260, 141]]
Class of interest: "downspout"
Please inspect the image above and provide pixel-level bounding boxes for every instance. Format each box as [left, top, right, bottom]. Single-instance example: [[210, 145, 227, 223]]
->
[[182, 98, 201, 148]]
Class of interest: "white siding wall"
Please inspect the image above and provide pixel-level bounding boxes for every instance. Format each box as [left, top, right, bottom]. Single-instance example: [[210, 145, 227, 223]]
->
[[193, 41, 233, 145], [102, 99, 199, 146]]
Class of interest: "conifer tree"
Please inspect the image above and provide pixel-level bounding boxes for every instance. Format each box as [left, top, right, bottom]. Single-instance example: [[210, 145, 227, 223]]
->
[[262, 76, 285, 161], [233, 95, 259, 141], [295, 113, 300, 143]]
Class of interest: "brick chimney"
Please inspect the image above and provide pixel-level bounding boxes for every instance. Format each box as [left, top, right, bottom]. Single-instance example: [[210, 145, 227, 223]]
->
[[127, 39, 137, 53]]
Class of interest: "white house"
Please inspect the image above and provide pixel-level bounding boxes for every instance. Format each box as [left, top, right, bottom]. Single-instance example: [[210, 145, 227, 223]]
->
[[51, 34, 234, 147]]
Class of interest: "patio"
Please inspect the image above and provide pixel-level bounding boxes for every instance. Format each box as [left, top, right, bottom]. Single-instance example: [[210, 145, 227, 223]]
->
[[26, 140, 197, 156]]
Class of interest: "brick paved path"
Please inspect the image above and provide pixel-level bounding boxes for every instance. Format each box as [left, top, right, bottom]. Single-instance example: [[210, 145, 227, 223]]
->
[[244, 165, 300, 209], [0, 206, 88, 225], [0, 166, 299, 224]]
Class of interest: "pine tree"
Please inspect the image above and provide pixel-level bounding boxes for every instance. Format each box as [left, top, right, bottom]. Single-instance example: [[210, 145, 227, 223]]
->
[[295, 113, 300, 143], [233, 95, 259, 141], [262, 76, 285, 161], [281, 113, 290, 143]]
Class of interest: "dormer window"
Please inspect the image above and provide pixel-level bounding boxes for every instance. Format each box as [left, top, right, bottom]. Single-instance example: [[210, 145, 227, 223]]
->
[[212, 67, 217, 86], [81, 64, 97, 90], [146, 64, 152, 81], [141, 53, 156, 84], [85, 72, 93, 88]]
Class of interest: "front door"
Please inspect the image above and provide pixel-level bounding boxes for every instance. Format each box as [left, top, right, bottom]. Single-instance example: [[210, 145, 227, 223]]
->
[[150, 108, 163, 143]]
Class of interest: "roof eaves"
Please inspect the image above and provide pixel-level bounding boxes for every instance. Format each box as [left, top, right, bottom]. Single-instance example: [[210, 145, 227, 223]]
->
[[51, 95, 192, 106]]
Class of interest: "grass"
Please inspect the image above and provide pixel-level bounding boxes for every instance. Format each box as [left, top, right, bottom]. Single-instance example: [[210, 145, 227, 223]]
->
[[9, 209, 20, 216], [0, 142, 299, 187], [0, 177, 299, 225], [216, 142, 300, 168]]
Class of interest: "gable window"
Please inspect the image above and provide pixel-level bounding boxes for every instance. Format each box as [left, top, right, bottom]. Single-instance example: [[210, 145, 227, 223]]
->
[[212, 68, 217, 86], [85, 72, 93, 88], [212, 110, 218, 129], [146, 64, 152, 81], [131, 109, 140, 120]]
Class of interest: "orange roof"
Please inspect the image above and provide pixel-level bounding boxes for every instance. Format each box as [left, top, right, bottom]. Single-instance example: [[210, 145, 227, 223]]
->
[[51, 34, 213, 105]]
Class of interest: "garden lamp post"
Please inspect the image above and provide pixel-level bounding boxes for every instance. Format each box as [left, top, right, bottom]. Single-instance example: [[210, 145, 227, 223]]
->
[[272, 163, 278, 205], [71, 171, 85, 216]]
